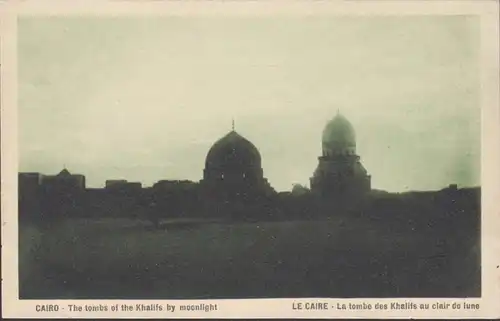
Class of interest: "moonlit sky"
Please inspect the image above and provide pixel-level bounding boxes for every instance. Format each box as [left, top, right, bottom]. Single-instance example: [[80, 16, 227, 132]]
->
[[18, 16, 480, 192]]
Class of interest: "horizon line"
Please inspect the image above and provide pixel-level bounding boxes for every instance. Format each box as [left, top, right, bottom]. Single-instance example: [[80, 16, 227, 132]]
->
[[17, 170, 480, 194]]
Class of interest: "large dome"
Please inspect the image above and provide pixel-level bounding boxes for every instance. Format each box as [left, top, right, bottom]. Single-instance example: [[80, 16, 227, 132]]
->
[[322, 113, 356, 156], [205, 130, 262, 170]]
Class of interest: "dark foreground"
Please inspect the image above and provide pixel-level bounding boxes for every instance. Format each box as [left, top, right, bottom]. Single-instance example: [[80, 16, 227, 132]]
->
[[19, 212, 480, 299]]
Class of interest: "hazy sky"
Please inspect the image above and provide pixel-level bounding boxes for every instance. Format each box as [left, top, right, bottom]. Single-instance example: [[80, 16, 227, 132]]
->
[[18, 16, 480, 192]]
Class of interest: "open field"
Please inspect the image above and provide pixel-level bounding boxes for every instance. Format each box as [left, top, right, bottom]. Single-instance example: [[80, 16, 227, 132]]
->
[[19, 214, 480, 299]]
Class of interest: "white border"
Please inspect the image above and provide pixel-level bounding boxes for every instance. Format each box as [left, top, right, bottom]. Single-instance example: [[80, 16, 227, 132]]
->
[[1, 0, 499, 319]]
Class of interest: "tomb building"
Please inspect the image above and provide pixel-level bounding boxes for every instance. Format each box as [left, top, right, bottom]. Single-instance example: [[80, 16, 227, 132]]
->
[[310, 111, 371, 197]]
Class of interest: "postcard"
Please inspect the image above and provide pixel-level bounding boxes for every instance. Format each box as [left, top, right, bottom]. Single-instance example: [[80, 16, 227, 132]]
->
[[1, 0, 499, 319]]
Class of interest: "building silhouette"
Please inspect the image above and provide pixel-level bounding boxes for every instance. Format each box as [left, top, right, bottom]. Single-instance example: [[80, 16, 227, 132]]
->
[[17, 113, 478, 223], [18, 172, 44, 222], [105, 180, 142, 193], [200, 125, 275, 201], [17, 114, 376, 221], [18, 168, 86, 222], [41, 168, 86, 193], [17, 113, 481, 301], [310, 112, 371, 198]]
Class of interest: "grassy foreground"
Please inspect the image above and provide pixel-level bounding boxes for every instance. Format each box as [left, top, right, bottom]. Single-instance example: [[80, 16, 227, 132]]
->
[[19, 216, 480, 299]]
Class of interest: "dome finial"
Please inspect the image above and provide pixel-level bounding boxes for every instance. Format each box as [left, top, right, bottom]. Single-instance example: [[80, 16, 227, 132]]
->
[[232, 118, 235, 131], [337, 108, 340, 115]]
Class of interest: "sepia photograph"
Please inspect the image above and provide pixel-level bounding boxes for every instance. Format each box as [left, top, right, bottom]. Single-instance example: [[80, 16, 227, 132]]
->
[[2, 0, 499, 319]]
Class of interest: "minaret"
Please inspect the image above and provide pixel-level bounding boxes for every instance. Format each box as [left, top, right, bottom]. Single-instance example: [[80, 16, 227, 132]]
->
[[310, 112, 371, 198]]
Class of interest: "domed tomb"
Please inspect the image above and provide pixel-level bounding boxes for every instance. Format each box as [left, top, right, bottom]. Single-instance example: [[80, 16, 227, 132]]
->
[[204, 130, 263, 182], [202, 128, 276, 197], [311, 112, 371, 197], [322, 113, 356, 157]]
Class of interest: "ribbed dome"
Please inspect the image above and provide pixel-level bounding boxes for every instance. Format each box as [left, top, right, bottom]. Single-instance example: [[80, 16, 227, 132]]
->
[[322, 113, 356, 156], [205, 130, 262, 170]]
